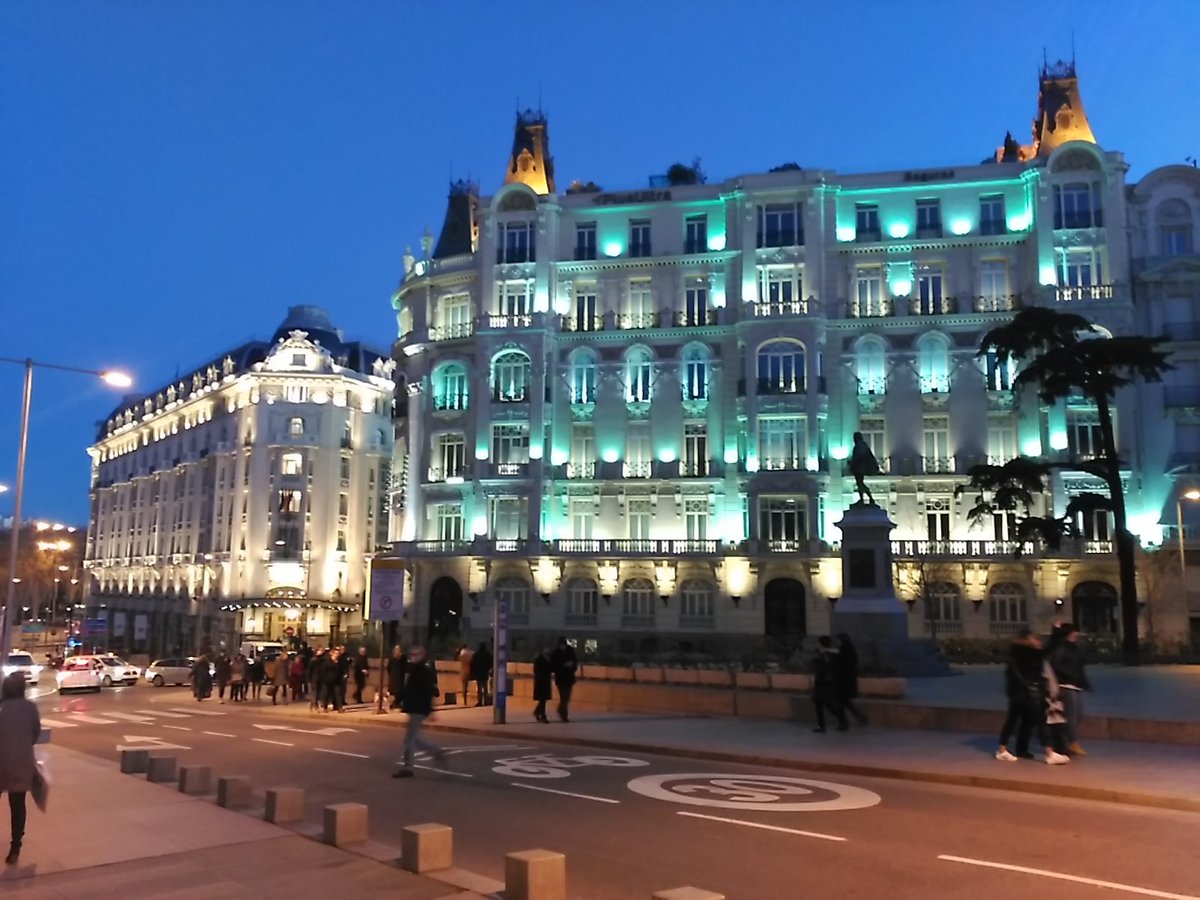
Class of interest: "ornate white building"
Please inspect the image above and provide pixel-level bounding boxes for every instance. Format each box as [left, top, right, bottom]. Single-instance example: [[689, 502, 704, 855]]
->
[[384, 63, 1200, 655], [84, 307, 394, 656]]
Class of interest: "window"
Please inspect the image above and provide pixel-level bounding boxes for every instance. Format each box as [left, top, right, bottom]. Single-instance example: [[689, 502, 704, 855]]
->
[[1054, 182, 1102, 230], [284, 383, 308, 403], [856, 338, 887, 394], [759, 497, 807, 544], [987, 416, 1016, 464], [339, 456, 351, 484], [679, 580, 714, 624], [627, 497, 652, 539], [1157, 199, 1193, 256], [438, 293, 472, 339], [494, 577, 530, 623], [989, 583, 1028, 631], [756, 340, 806, 394], [336, 529, 347, 552], [683, 423, 708, 476], [496, 220, 535, 263], [922, 415, 951, 473], [496, 280, 532, 318], [626, 280, 655, 328], [681, 345, 710, 400], [1058, 248, 1103, 288], [917, 334, 951, 393], [979, 195, 1007, 235], [757, 265, 804, 314], [338, 493, 349, 517], [685, 499, 708, 539], [291, 352, 307, 366], [288, 417, 304, 436], [433, 362, 469, 410], [629, 219, 652, 257], [682, 284, 709, 326], [492, 351, 531, 402], [575, 222, 597, 260], [915, 199, 942, 237], [621, 578, 655, 624], [625, 347, 654, 402], [928, 582, 961, 624], [684, 215, 708, 254], [855, 204, 880, 240], [1067, 409, 1104, 458], [758, 417, 805, 470], [281, 453, 303, 476], [925, 495, 952, 540], [570, 425, 594, 478], [570, 497, 595, 539], [1079, 507, 1111, 542], [916, 266, 945, 315], [488, 496, 528, 540], [625, 426, 651, 478], [570, 286, 598, 332], [993, 509, 1018, 541], [984, 348, 1017, 392], [859, 416, 886, 466], [855, 267, 885, 317], [979, 260, 1009, 310], [434, 434, 465, 480], [492, 424, 530, 464], [569, 350, 598, 403], [566, 578, 598, 623], [435, 503, 464, 542], [757, 203, 801, 247]]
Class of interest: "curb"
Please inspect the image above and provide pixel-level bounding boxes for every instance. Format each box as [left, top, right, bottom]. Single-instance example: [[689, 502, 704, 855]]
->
[[253, 704, 1200, 816]]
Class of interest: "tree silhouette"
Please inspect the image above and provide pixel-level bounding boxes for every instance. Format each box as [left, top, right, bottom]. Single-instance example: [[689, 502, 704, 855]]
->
[[957, 307, 1172, 665]]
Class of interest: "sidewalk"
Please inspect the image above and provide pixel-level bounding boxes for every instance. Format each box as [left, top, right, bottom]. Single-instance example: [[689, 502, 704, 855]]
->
[[0, 744, 488, 899], [259, 698, 1200, 814]]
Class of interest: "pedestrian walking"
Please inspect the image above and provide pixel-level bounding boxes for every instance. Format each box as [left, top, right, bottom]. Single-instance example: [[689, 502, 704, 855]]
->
[[214, 654, 232, 703], [811, 636, 849, 732], [532, 646, 553, 723], [456, 645, 473, 705], [387, 644, 408, 710], [995, 630, 1070, 765], [306, 648, 325, 710], [321, 649, 344, 713], [471, 641, 493, 706], [335, 646, 351, 710], [248, 655, 265, 702], [0, 672, 41, 866], [191, 654, 212, 701], [833, 633, 868, 725], [392, 646, 447, 778], [353, 647, 370, 705], [289, 653, 306, 702], [271, 653, 291, 705], [1046, 622, 1091, 755], [549, 636, 577, 722], [230, 653, 247, 703]]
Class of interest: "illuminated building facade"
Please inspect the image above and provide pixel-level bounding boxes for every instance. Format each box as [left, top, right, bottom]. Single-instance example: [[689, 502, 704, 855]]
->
[[84, 307, 394, 655], [388, 65, 1200, 652]]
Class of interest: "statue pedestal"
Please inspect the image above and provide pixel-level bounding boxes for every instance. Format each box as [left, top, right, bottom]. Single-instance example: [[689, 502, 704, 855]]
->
[[831, 504, 951, 676]]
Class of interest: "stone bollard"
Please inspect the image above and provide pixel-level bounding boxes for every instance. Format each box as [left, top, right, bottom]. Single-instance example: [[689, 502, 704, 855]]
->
[[146, 755, 177, 784], [217, 775, 252, 809], [505, 849, 566, 900], [400, 823, 453, 874], [264, 787, 305, 824], [322, 802, 368, 846], [652, 889, 726, 900], [178, 765, 213, 795], [120, 748, 150, 774]]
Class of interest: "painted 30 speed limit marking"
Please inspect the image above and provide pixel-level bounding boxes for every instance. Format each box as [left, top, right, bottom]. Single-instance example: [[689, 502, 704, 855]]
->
[[625, 773, 882, 812]]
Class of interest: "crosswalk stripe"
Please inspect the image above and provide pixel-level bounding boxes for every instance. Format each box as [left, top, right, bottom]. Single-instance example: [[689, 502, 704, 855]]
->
[[105, 712, 157, 723], [39, 717, 77, 728], [167, 707, 225, 717], [67, 714, 118, 725], [135, 709, 189, 718]]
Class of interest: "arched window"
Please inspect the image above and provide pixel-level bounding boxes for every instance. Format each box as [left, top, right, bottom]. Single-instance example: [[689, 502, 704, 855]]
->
[[565, 577, 598, 625], [288, 417, 305, 437], [432, 362, 469, 411], [621, 577, 656, 626], [679, 579, 715, 626], [855, 337, 887, 395], [756, 339, 806, 394], [681, 344, 711, 401], [988, 582, 1028, 632], [983, 347, 1018, 391], [492, 351, 531, 403], [927, 582, 961, 628], [492, 576, 530, 624], [626, 346, 654, 403], [1157, 198, 1193, 256], [569, 349, 598, 404], [917, 333, 951, 394]]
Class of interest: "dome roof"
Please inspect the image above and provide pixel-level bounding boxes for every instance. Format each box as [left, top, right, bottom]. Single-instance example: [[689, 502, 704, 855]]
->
[[272, 305, 343, 346]]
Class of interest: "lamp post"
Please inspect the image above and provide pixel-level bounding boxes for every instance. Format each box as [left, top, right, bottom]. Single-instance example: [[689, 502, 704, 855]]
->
[[0, 357, 131, 655]]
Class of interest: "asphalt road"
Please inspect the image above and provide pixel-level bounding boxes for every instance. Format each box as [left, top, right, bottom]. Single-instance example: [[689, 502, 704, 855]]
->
[[32, 681, 1200, 900]]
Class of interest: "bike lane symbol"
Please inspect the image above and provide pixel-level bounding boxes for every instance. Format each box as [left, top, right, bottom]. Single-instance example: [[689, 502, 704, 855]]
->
[[625, 773, 882, 812]]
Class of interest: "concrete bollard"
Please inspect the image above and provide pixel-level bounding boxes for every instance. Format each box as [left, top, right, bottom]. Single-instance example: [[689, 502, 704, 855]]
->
[[505, 849, 566, 900], [264, 787, 305, 824], [178, 765, 212, 795], [120, 748, 150, 774], [400, 823, 453, 873], [146, 755, 177, 784], [652, 889, 726, 900], [322, 802, 368, 846], [217, 775, 252, 809]]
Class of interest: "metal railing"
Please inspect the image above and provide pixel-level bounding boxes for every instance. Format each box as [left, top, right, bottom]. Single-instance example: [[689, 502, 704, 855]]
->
[[565, 462, 596, 479], [620, 613, 655, 628], [847, 299, 894, 318], [487, 313, 533, 329], [553, 538, 720, 556], [562, 315, 603, 333], [910, 296, 958, 315], [619, 312, 661, 329], [679, 615, 716, 630], [1055, 284, 1115, 302], [564, 613, 598, 627], [429, 322, 473, 341], [674, 309, 718, 327], [752, 298, 810, 317], [974, 294, 1021, 313], [922, 456, 955, 474]]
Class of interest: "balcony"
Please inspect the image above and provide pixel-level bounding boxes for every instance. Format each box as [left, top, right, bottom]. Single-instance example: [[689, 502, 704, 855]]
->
[[565, 462, 596, 479], [488, 462, 529, 478], [674, 309, 718, 327], [1165, 385, 1200, 408], [979, 219, 1007, 236], [759, 457, 805, 472], [400, 540, 472, 555], [910, 296, 958, 315], [684, 239, 708, 255], [680, 460, 711, 477], [426, 466, 466, 484], [925, 620, 964, 635], [1055, 212, 1103, 230], [757, 231, 801, 248], [495, 248, 535, 264], [492, 388, 529, 404], [621, 613, 655, 629], [919, 376, 951, 395], [752, 298, 810, 317], [574, 245, 597, 261], [679, 615, 716, 630], [623, 461, 652, 479], [757, 378, 805, 396], [974, 294, 1021, 313], [619, 312, 660, 329], [847, 300, 894, 318], [429, 322, 473, 341], [915, 225, 943, 240], [892, 539, 1034, 557], [487, 313, 533, 329], [553, 538, 720, 556], [564, 612, 598, 627], [433, 394, 468, 412], [1055, 284, 1115, 302], [856, 228, 882, 243], [629, 242, 652, 258], [562, 315, 603, 333], [922, 456, 956, 474]]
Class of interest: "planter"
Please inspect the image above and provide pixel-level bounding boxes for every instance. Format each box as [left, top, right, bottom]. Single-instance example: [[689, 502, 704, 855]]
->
[[512, 662, 533, 677], [860, 676, 905, 699], [633, 666, 665, 684], [769, 673, 811, 692], [697, 669, 733, 687], [605, 666, 635, 682], [664, 668, 701, 685], [735, 672, 771, 690]]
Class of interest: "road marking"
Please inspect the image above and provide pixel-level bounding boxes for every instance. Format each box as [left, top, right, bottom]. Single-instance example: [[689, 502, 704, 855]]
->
[[413, 764, 473, 778], [161, 725, 192, 732], [938, 856, 1200, 900], [67, 714, 118, 725], [253, 723, 356, 736], [253, 738, 294, 747], [445, 744, 530, 755], [117, 736, 191, 751], [315, 748, 370, 760], [105, 712, 157, 723], [38, 717, 76, 728], [202, 731, 235, 738], [169, 707, 226, 716], [677, 812, 846, 842], [512, 783, 620, 804], [626, 773, 881, 813], [137, 709, 189, 718]]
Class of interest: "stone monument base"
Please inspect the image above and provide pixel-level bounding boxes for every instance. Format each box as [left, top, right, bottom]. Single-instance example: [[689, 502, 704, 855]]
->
[[831, 610, 953, 677]]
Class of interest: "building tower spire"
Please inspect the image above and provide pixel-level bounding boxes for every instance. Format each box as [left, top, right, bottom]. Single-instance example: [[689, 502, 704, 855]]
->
[[503, 109, 556, 195]]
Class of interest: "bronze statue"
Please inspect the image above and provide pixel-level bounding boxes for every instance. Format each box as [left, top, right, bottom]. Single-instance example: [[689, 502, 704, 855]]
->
[[848, 432, 881, 505]]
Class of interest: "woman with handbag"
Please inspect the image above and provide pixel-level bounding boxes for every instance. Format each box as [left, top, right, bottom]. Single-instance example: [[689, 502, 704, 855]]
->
[[0, 672, 41, 865]]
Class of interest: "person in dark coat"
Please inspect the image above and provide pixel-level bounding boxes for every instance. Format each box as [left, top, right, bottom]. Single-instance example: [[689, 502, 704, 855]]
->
[[834, 634, 868, 725], [386, 644, 408, 710], [470, 641, 493, 706], [352, 647, 370, 704], [549, 637, 578, 722], [392, 646, 447, 778], [0, 673, 41, 865], [214, 654, 232, 703], [1046, 622, 1091, 755], [306, 648, 325, 709], [248, 655, 265, 701], [321, 649, 344, 713], [191, 654, 213, 701], [532, 647, 553, 723], [811, 636, 848, 732], [996, 629, 1065, 762]]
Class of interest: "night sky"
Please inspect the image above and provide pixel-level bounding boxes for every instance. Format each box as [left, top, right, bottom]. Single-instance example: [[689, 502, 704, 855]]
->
[[3, 0, 1199, 525]]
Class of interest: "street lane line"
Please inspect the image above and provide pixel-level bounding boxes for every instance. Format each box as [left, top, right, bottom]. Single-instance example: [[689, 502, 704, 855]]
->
[[136, 709, 189, 718], [168, 707, 226, 716], [202, 731, 235, 738], [162, 725, 192, 731], [105, 712, 157, 723], [512, 783, 619, 804], [677, 812, 846, 843], [445, 744, 530, 755], [938, 856, 1200, 900], [413, 765, 473, 778], [315, 748, 370, 759], [38, 717, 76, 728], [253, 738, 294, 747], [67, 714, 117, 725]]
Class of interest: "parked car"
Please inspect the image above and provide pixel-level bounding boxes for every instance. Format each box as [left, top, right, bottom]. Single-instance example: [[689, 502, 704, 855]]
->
[[81, 655, 141, 687], [56, 656, 103, 693], [3, 652, 43, 685], [144, 657, 197, 687]]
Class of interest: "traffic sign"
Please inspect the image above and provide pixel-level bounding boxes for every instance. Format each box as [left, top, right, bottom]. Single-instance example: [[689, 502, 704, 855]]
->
[[367, 558, 406, 622]]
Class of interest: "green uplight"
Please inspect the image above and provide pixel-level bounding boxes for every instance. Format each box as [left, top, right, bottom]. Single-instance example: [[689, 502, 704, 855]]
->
[[529, 444, 544, 460], [836, 226, 856, 242], [603, 241, 622, 258], [950, 219, 971, 236], [723, 447, 739, 464], [475, 447, 489, 460], [892, 280, 912, 297], [472, 515, 488, 536], [551, 449, 568, 466], [1021, 438, 1042, 457], [602, 448, 619, 463], [746, 454, 760, 473], [830, 445, 850, 461], [1007, 212, 1031, 232], [805, 456, 819, 472], [707, 234, 726, 251], [658, 449, 677, 464], [888, 222, 910, 239], [1049, 431, 1068, 451], [1039, 265, 1057, 286]]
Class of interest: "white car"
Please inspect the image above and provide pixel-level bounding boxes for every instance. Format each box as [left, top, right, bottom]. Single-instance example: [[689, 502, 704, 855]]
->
[[57, 656, 103, 693], [3, 652, 43, 685], [79, 655, 141, 687], [144, 657, 197, 687]]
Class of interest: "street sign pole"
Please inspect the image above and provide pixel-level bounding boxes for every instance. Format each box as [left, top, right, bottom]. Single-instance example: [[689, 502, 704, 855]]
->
[[493, 597, 508, 725]]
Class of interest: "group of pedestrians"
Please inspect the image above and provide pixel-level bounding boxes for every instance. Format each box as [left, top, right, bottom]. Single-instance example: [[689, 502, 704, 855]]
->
[[533, 637, 577, 723], [996, 622, 1092, 765], [456, 642, 493, 706], [810, 634, 869, 732]]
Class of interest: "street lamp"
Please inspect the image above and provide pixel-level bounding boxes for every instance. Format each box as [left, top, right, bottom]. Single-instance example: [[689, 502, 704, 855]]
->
[[0, 356, 132, 655]]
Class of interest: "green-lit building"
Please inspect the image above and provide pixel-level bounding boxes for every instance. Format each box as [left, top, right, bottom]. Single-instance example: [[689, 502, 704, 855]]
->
[[385, 61, 1200, 653]]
